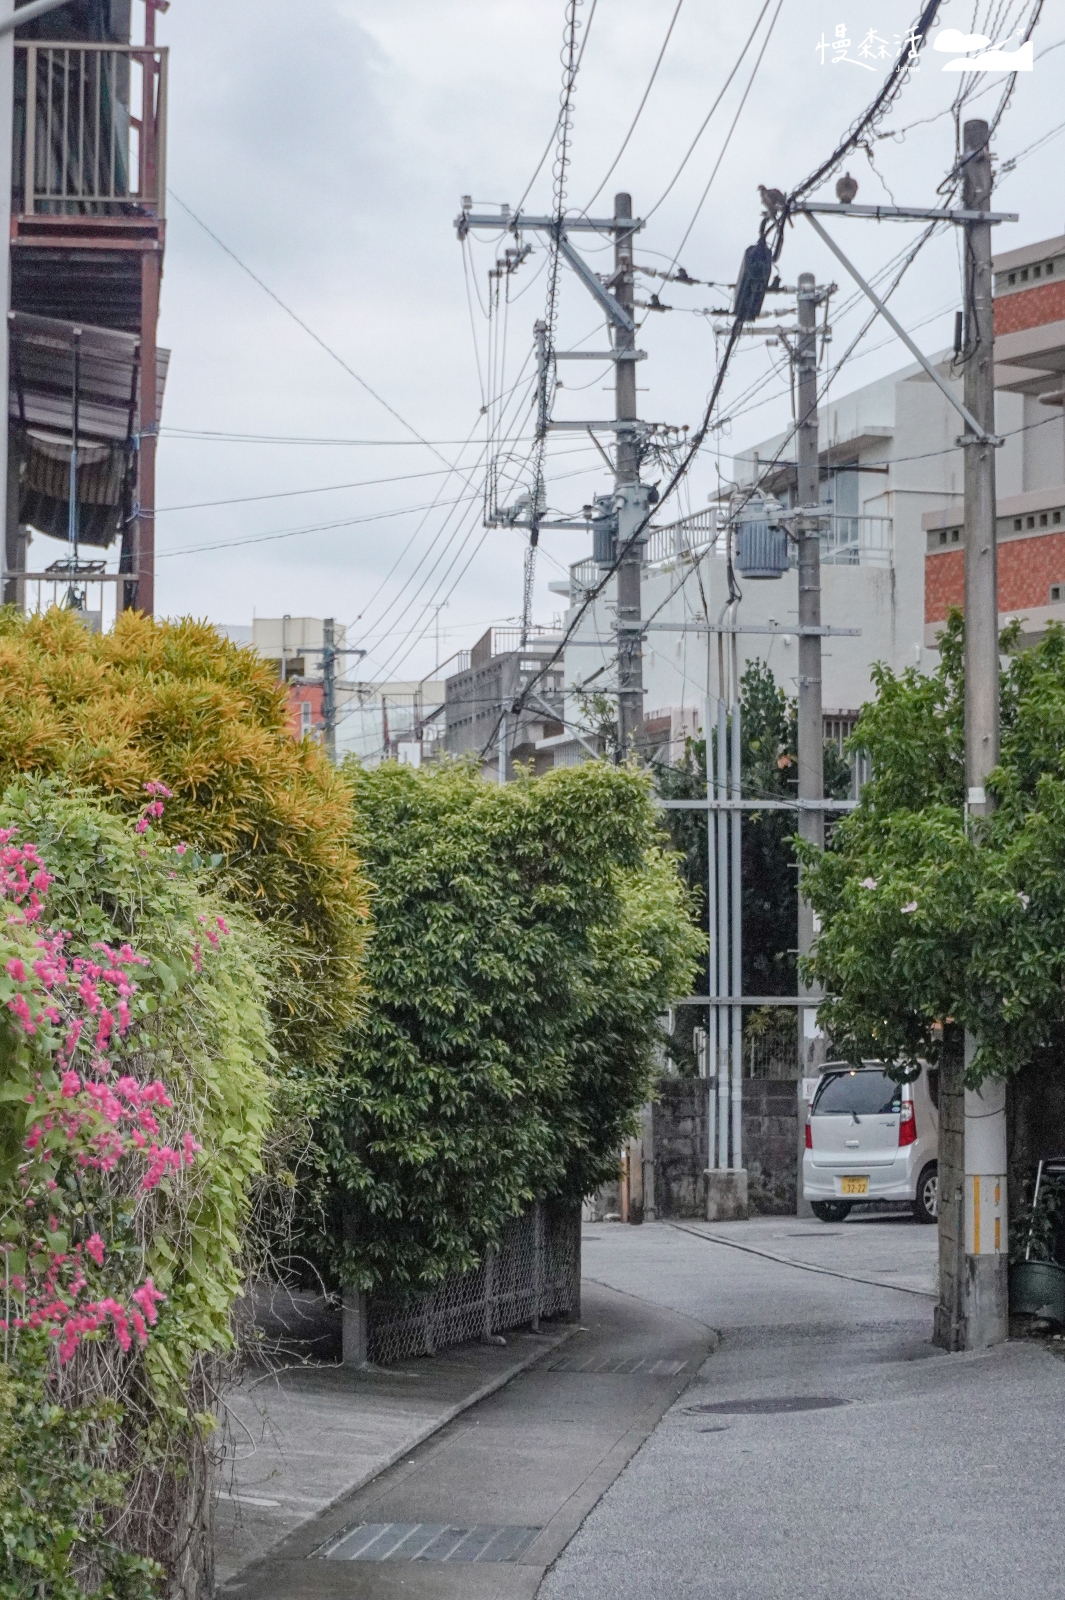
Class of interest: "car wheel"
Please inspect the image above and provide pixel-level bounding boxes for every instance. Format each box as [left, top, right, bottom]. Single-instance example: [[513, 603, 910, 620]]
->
[[811, 1201, 852, 1222], [914, 1162, 938, 1224]]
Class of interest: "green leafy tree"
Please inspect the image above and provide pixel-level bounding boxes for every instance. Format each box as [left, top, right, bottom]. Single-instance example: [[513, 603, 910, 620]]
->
[[0, 607, 369, 1075], [800, 615, 1065, 1090], [300, 760, 703, 1294]]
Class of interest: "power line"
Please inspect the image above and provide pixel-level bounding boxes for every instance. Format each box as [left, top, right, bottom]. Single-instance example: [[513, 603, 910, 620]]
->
[[770, 0, 943, 252], [643, 1, 776, 220], [168, 189, 456, 469], [513, 0, 599, 215], [160, 429, 513, 447], [663, 0, 784, 274], [583, 0, 685, 211]]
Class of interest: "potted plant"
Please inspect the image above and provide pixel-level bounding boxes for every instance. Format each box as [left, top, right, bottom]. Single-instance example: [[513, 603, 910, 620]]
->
[[1009, 1159, 1065, 1326]]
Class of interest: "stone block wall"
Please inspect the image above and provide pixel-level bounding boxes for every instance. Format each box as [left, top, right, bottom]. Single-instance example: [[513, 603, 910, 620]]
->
[[743, 1079, 799, 1215], [650, 1077, 799, 1218]]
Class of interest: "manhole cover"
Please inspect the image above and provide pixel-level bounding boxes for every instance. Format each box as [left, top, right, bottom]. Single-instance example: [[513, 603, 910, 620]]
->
[[321, 1523, 541, 1563], [685, 1396, 849, 1415]]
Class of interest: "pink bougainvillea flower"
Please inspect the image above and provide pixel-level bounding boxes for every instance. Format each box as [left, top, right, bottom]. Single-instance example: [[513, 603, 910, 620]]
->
[[132, 1279, 166, 1326], [901, 901, 918, 915]]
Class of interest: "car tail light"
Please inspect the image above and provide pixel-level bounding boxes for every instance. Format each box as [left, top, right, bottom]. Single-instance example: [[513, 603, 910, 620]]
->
[[805, 1119, 812, 1149], [899, 1099, 916, 1146]]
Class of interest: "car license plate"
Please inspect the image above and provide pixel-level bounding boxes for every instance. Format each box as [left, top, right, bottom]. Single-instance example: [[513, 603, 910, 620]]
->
[[841, 1176, 869, 1196]]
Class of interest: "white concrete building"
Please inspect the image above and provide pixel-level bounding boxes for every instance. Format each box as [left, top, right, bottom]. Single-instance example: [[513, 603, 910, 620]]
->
[[553, 348, 1028, 757]]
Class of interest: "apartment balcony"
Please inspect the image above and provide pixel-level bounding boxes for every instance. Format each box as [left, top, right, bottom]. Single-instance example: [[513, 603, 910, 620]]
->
[[11, 41, 167, 331], [4, 37, 170, 618]]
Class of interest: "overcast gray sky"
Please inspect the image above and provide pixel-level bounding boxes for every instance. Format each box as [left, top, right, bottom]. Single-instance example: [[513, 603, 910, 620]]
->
[[150, 0, 1061, 681]]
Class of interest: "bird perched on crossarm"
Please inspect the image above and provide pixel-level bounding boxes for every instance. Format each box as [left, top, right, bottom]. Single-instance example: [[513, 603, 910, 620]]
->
[[758, 184, 786, 217], [835, 171, 859, 204]]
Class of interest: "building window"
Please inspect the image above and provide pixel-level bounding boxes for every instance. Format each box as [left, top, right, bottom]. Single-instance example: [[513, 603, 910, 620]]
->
[[1051, 585, 1062, 605], [1022, 268, 1029, 281], [1049, 261, 1056, 274], [1015, 518, 1023, 531], [300, 700, 312, 736], [1027, 516, 1036, 529], [1055, 511, 1062, 524], [1041, 513, 1049, 527], [951, 528, 960, 542], [939, 530, 947, 546], [1034, 265, 1042, 279], [1008, 272, 1016, 284]]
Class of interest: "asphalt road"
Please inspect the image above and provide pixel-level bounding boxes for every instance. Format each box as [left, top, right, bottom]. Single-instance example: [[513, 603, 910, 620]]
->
[[541, 1214, 1065, 1600]]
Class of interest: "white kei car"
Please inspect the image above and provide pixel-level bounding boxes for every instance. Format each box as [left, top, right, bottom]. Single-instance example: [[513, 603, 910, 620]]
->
[[802, 1062, 939, 1224]]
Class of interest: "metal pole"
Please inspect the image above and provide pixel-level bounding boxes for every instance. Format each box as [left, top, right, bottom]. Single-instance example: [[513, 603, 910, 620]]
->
[[706, 690, 718, 1172], [134, 248, 161, 615], [960, 117, 1007, 1349], [613, 193, 645, 758], [322, 616, 336, 761], [0, 0, 14, 602], [730, 657, 743, 1173], [716, 697, 729, 1169], [498, 710, 507, 784], [68, 329, 80, 564]]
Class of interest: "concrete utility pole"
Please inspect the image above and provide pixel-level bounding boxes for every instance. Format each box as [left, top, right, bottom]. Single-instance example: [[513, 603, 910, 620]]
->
[[322, 617, 336, 762], [315, 623, 364, 763], [613, 192, 648, 760], [795, 271, 827, 1090], [954, 117, 1007, 1351]]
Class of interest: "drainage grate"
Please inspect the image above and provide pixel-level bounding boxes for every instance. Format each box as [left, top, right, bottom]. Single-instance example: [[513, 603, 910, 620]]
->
[[685, 1396, 849, 1415], [549, 1354, 688, 1376], [322, 1523, 542, 1563]]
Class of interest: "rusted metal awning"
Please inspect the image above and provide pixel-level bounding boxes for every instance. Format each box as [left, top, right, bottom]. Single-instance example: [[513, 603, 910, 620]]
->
[[9, 310, 169, 443]]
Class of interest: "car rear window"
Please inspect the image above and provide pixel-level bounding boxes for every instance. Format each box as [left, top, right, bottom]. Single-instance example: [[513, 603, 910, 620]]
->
[[812, 1069, 901, 1116]]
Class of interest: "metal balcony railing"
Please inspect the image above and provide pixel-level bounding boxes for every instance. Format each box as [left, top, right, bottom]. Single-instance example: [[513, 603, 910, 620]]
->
[[814, 514, 893, 567], [14, 43, 167, 218], [642, 508, 720, 567], [568, 511, 893, 595]]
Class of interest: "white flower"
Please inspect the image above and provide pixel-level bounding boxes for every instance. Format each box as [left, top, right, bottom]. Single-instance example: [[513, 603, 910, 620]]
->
[[901, 901, 918, 915], [1017, 892, 1030, 909], [860, 877, 878, 890]]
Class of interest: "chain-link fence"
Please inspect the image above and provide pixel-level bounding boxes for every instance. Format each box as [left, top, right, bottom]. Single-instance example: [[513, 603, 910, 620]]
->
[[365, 1201, 580, 1367]]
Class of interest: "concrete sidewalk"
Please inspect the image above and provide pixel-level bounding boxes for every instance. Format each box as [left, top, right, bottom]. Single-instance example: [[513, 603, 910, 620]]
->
[[214, 1324, 575, 1586], [218, 1277, 717, 1599]]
